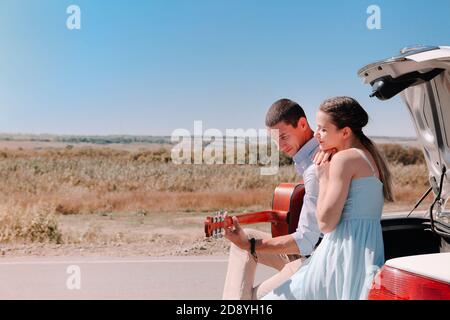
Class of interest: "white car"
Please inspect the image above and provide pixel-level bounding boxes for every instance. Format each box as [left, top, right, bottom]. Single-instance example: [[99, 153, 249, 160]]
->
[[358, 45, 450, 299]]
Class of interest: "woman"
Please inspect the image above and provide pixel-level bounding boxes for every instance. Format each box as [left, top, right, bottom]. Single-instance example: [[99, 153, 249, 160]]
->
[[262, 96, 393, 300]]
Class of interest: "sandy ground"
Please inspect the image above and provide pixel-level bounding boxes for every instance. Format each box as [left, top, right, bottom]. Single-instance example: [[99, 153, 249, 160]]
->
[[0, 211, 274, 258], [0, 209, 421, 259]]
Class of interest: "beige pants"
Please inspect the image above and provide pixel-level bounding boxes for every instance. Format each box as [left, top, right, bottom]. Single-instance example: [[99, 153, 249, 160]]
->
[[222, 228, 303, 300]]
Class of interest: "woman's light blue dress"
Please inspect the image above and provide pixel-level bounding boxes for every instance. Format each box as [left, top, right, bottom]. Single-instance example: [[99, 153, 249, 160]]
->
[[262, 150, 385, 300]]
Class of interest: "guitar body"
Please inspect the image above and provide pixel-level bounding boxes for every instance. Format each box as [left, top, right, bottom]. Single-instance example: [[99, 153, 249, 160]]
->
[[271, 183, 305, 237], [204, 182, 305, 238]]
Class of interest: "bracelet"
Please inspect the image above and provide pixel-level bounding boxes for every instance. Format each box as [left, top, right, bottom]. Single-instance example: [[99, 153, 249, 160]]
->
[[249, 237, 257, 260]]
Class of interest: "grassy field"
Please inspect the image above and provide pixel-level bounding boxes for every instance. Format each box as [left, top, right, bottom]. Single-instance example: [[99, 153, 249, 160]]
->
[[0, 137, 435, 256]]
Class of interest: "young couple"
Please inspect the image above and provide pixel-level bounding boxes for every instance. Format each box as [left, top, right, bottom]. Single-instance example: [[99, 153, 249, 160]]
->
[[222, 96, 393, 300]]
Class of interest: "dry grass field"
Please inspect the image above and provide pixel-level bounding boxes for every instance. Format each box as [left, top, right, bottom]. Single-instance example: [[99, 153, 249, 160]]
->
[[0, 136, 435, 257]]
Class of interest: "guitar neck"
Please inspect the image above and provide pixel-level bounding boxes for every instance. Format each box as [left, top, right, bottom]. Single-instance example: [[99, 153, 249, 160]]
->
[[232, 210, 287, 225], [204, 210, 288, 237]]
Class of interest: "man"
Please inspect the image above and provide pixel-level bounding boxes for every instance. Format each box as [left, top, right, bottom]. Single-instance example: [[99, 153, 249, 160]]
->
[[222, 98, 322, 300]]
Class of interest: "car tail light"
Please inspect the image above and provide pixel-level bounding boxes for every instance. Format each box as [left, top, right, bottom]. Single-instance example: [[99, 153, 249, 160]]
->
[[368, 266, 450, 300]]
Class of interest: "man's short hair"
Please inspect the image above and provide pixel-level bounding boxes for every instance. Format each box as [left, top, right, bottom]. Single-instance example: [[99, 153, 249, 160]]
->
[[265, 98, 307, 128]]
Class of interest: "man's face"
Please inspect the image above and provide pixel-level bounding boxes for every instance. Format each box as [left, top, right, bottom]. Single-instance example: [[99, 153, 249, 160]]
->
[[268, 119, 307, 157]]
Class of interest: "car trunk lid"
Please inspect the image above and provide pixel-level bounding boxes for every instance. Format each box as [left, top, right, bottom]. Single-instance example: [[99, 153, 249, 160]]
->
[[358, 45, 450, 232]]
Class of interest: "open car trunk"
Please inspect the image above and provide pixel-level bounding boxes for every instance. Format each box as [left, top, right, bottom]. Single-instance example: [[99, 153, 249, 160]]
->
[[358, 45, 450, 260], [381, 213, 449, 260]]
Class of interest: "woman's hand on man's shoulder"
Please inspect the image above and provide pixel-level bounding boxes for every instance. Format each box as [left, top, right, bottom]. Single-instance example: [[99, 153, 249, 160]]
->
[[313, 148, 337, 166], [313, 148, 336, 182]]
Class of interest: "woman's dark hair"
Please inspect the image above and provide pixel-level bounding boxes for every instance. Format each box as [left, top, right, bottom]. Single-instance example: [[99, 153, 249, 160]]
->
[[319, 96, 394, 201]]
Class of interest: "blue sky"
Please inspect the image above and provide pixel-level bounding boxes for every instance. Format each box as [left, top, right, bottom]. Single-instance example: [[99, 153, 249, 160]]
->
[[0, 0, 449, 137]]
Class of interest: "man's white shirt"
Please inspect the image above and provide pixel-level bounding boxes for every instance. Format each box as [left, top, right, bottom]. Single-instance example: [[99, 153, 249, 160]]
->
[[291, 138, 322, 256]]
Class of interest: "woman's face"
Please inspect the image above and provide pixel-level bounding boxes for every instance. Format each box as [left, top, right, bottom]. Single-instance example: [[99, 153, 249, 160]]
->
[[315, 110, 343, 150]]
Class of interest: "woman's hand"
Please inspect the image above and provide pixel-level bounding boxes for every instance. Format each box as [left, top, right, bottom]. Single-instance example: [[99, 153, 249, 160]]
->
[[223, 213, 249, 251], [313, 148, 337, 182]]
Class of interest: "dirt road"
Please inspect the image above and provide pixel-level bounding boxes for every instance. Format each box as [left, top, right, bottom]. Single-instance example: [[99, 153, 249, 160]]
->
[[0, 256, 277, 299]]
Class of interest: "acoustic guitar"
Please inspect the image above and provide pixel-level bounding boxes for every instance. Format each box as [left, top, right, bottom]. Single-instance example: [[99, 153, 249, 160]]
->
[[204, 182, 305, 238]]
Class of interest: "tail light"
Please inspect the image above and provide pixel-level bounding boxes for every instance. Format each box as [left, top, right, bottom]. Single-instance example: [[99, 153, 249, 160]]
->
[[368, 266, 450, 300]]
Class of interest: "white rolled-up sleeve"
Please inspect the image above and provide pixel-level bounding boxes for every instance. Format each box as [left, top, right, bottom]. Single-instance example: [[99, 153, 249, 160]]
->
[[290, 165, 322, 256]]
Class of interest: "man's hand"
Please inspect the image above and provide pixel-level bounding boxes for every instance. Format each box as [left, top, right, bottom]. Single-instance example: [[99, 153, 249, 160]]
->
[[224, 214, 250, 251]]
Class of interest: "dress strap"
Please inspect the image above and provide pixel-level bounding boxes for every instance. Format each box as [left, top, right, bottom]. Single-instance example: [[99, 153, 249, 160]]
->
[[354, 148, 376, 176]]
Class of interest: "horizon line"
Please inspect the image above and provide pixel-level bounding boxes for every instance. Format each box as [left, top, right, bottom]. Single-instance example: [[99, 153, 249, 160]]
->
[[0, 132, 418, 141]]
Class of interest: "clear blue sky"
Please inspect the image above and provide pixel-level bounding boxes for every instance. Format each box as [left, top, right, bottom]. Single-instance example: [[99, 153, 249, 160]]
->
[[0, 0, 449, 137]]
